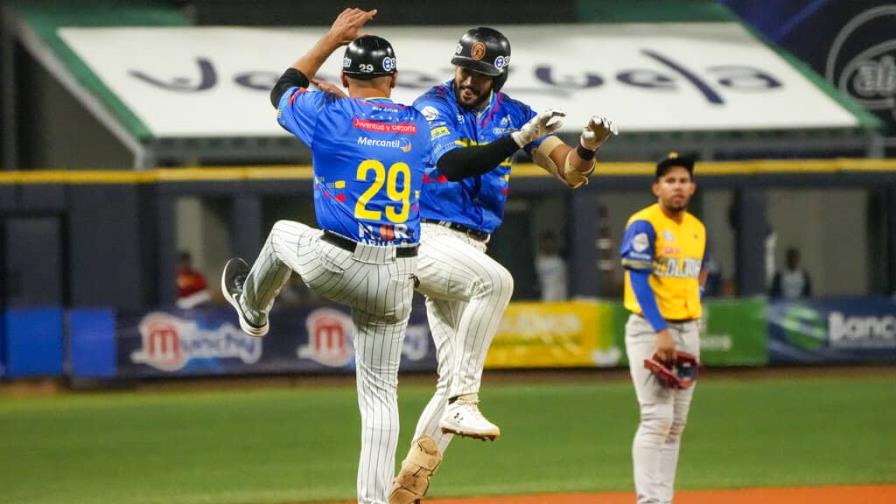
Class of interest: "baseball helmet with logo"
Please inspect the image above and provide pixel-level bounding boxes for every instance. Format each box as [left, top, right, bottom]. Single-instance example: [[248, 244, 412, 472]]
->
[[342, 35, 397, 79], [451, 27, 511, 91]]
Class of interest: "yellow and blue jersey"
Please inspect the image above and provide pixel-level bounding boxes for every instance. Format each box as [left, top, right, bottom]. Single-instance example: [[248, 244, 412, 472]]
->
[[277, 87, 433, 245], [621, 203, 707, 322], [413, 81, 544, 234]]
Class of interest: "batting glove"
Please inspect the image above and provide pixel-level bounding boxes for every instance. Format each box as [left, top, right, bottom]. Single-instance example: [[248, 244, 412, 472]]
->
[[580, 115, 618, 151], [512, 109, 565, 147]]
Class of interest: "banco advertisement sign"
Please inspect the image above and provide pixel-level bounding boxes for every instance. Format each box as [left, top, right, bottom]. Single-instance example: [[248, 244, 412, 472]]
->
[[768, 297, 896, 363]]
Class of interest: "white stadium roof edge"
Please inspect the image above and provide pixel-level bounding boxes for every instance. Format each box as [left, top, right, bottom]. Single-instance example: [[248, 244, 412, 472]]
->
[[2, 4, 884, 169]]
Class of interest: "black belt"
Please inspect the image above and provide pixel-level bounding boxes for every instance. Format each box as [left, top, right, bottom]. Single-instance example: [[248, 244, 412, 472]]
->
[[322, 230, 418, 257], [422, 219, 489, 241]]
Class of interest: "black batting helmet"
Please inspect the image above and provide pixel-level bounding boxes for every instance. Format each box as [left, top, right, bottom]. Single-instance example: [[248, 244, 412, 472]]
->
[[342, 35, 397, 79], [451, 27, 511, 92]]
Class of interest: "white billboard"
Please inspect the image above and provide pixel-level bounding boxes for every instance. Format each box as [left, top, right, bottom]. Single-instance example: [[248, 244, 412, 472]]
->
[[58, 23, 860, 138]]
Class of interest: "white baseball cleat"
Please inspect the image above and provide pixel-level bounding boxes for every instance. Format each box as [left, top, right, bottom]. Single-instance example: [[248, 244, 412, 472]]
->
[[438, 396, 500, 441], [221, 258, 269, 337]]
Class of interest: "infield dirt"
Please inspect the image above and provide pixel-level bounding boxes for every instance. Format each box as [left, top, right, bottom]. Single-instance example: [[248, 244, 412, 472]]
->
[[315, 484, 896, 503]]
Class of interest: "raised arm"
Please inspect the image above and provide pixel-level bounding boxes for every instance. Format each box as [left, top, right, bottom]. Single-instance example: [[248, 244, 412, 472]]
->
[[292, 8, 376, 79], [436, 109, 565, 181], [270, 8, 376, 107], [533, 115, 618, 188]]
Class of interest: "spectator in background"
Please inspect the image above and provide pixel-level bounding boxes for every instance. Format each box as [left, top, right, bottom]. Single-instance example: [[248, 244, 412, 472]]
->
[[535, 231, 568, 301], [765, 228, 777, 287], [770, 247, 812, 299], [176, 251, 210, 309], [702, 255, 723, 297]]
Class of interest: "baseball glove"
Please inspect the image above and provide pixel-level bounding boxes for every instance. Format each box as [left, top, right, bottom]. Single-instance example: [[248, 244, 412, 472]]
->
[[644, 352, 699, 389]]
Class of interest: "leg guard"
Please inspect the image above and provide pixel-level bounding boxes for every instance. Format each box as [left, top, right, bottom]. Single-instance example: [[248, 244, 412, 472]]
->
[[389, 436, 443, 504]]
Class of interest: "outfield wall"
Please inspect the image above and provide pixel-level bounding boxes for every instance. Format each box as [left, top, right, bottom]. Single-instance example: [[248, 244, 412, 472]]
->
[[2, 297, 894, 380]]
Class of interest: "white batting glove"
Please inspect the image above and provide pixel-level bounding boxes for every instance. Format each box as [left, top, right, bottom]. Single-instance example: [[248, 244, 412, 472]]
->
[[512, 109, 565, 147], [580, 115, 618, 151]]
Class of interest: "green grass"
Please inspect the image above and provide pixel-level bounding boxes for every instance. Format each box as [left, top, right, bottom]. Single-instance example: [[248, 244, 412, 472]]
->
[[1, 375, 894, 504]]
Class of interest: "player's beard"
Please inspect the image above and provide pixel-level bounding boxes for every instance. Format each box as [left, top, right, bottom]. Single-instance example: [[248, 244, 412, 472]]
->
[[664, 194, 690, 213], [455, 82, 491, 110]]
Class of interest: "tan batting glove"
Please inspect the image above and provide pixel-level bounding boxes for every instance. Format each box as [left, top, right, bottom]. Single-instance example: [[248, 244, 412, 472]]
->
[[580, 115, 618, 151], [512, 109, 565, 148]]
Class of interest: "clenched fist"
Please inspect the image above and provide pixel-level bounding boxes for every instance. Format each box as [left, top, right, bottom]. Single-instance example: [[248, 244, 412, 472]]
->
[[512, 109, 565, 147], [580, 115, 618, 151]]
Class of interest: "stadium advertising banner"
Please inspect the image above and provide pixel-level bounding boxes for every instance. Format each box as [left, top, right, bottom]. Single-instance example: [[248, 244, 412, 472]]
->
[[697, 298, 768, 366], [725, 1, 896, 152], [484, 300, 610, 368], [114, 304, 436, 378], [58, 297, 896, 379], [72, 298, 768, 377], [610, 298, 768, 367], [57, 23, 859, 138], [768, 297, 896, 363]]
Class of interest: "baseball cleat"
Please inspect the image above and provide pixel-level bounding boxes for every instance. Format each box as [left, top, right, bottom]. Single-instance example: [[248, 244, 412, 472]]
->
[[221, 258, 269, 337], [438, 397, 500, 441]]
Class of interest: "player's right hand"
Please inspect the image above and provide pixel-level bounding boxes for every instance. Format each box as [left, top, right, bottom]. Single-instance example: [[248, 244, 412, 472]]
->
[[512, 109, 565, 147], [327, 8, 378, 46], [655, 329, 676, 362]]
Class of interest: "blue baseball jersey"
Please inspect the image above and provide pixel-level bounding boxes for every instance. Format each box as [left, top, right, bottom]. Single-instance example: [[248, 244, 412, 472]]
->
[[413, 81, 544, 234], [277, 87, 433, 245]]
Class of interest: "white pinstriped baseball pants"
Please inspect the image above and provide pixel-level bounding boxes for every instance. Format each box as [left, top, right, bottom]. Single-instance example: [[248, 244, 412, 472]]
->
[[410, 222, 514, 452], [239, 220, 416, 504], [626, 315, 700, 504]]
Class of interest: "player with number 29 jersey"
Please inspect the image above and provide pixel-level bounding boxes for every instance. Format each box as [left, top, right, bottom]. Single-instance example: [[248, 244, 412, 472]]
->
[[277, 88, 433, 245], [223, 15, 438, 504]]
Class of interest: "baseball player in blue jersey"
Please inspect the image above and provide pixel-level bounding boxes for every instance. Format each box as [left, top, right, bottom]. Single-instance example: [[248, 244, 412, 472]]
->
[[390, 27, 618, 504], [219, 9, 432, 504]]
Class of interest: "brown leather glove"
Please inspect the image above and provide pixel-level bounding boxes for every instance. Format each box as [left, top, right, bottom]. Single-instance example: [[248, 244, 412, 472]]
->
[[644, 351, 699, 389]]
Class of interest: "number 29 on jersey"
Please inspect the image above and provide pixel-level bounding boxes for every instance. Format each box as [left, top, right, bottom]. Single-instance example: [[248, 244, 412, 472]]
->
[[354, 159, 411, 224]]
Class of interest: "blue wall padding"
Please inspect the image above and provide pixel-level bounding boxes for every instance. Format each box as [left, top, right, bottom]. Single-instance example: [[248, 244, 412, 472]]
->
[[0, 313, 5, 378], [3, 307, 64, 377], [69, 309, 116, 378]]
